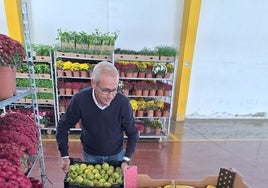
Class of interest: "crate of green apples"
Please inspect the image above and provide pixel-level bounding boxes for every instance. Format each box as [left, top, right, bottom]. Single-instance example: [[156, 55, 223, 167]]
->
[[64, 158, 123, 187]]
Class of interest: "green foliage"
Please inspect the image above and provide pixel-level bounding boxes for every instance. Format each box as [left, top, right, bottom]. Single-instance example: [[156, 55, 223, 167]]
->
[[32, 44, 53, 56]]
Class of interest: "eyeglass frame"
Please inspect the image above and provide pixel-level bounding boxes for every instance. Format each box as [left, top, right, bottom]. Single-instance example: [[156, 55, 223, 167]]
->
[[96, 83, 118, 95]]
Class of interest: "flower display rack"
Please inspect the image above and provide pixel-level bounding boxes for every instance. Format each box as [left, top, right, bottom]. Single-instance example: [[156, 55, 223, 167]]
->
[[115, 54, 177, 140]]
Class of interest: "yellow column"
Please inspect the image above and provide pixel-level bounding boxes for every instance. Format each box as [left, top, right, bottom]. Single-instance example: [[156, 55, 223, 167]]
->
[[173, 0, 202, 121], [4, 0, 24, 43]]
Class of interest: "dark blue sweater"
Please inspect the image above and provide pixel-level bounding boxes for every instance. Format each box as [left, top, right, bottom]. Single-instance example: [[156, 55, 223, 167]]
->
[[56, 87, 139, 159]]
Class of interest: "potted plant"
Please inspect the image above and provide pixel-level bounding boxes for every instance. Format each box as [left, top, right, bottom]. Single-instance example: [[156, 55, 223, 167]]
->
[[71, 62, 81, 77], [0, 34, 26, 100], [72, 82, 82, 94], [145, 100, 156, 117], [56, 60, 64, 76], [133, 81, 147, 96], [152, 119, 162, 134], [121, 63, 138, 77], [155, 100, 164, 117], [64, 82, 73, 95], [79, 63, 89, 77], [62, 61, 73, 77], [152, 63, 167, 78], [129, 99, 139, 116], [136, 61, 147, 78], [122, 81, 133, 95], [143, 119, 152, 133], [163, 102, 171, 117]]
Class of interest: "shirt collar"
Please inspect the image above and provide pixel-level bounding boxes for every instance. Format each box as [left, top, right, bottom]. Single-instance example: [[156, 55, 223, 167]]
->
[[92, 88, 109, 110]]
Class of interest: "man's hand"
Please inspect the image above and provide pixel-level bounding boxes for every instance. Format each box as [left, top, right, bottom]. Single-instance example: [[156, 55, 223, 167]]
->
[[61, 157, 70, 173], [121, 161, 129, 173]]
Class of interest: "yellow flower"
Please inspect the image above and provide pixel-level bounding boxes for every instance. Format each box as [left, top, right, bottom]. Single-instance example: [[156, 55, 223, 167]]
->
[[130, 99, 139, 111], [71, 62, 81, 71], [80, 63, 89, 71], [156, 100, 164, 110], [62, 61, 73, 71], [56, 60, 64, 70]]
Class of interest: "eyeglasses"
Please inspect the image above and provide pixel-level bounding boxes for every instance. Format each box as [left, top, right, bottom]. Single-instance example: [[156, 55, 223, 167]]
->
[[97, 83, 118, 95]]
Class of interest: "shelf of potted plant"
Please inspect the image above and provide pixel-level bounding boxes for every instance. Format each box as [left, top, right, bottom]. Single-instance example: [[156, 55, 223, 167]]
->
[[114, 46, 177, 139]]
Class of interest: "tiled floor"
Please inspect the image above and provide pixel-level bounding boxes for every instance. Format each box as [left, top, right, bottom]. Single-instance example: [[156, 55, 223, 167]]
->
[[32, 119, 268, 188]]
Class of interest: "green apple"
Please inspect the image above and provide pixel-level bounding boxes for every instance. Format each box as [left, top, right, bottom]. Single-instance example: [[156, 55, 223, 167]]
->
[[92, 168, 99, 174], [66, 177, 74, 182], [109, 165, 114, 171], [112, 172, 120, 179], [80, 163, 88, 171], [69, 165, 76, 172], [80, 173, 87, 179], [86, 172, 94, 180], [69, 171, 78, 179], [76, 168, 84, 175], [103, 182, 112, 187], [102, 162, 109, 170], [87, 164, 95, 170], [101, 173, 109, 180], [82, 179, 90, 186], [99, 169, 106, 174], [84, 168, 92, 175], [94, 173, 101, 180], [74, 175, 84, 184], [108, 177, 115, 184], [95, 164, 102, 170], [116, 178, 123, 184], [86, 180, 94, 187], [115, 167, 121, 173], [106, 168, 114, 175], [99, 178, 106, 184]]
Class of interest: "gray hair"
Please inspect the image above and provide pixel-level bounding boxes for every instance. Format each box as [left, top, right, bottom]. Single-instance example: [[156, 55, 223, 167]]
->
[[92, 61, 119, 83]]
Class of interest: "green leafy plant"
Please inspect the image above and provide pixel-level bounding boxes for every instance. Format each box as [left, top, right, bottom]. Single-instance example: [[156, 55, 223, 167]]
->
[[34, 63, 50, 74], [156, 45, 177, 57], [32, 44, 53, 56]]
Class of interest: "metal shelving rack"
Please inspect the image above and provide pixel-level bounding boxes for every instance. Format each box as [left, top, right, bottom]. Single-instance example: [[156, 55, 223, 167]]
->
[[21, 2, 47, 186]]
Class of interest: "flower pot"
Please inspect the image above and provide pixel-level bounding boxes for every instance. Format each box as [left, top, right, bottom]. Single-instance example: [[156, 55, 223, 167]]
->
[[0, 66, 15, 100], [135, 90, 142, 96], [147, 110, 154, 117], [137, 110, 144, 117], [58, 88, 65, 95], [80, 71, 89, 78], [64, 70, 73, 77], [149, 90, 156, 96], [163, 110, 170, 117], [157, 89, 164, 96], [73, 71, 80, 77], [132, 72, 138, 78], [120, 72, 125, 77], [164, 90, 170, 96], [142, 90, 149, 96], [65, 88, 72, 95], [59, 105, 66, 112], [146, 73, 152, 78], [154, 128, 162, 135], [156, 74, 163, 78], [57, 70, 64, 77], [73, 89, 79, 95], [145, 126, 151, 133], [138, 72, 146, 78], [126, 72, 133, 78], [154, 110, 162, 117], [123, 89, 129, 96]]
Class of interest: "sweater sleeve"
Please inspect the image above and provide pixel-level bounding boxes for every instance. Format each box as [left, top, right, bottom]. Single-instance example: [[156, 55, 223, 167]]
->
[[56, 95, 81, 157], [121, 98, 139, 158]]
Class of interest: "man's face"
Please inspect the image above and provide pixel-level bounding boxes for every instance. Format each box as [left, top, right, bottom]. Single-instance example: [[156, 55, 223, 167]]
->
[[92, 74, 118, 106]]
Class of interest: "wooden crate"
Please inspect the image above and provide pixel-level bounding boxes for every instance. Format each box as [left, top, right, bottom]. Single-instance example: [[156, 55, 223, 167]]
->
[[34, 56, 51, 62], [115, 54, 159, 61]]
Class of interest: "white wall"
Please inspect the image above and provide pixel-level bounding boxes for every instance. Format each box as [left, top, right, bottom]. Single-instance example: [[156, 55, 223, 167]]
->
[[0, 0, 181, 50], [1, 0, 267, 118], [187, 0, 268, 118]]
